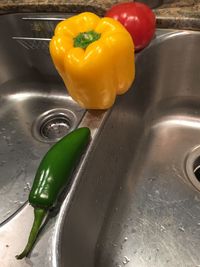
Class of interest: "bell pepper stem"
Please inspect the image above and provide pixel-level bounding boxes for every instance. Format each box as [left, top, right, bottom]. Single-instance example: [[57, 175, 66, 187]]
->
[[16, 207, 47, 260], [74, 30, 101, 49]]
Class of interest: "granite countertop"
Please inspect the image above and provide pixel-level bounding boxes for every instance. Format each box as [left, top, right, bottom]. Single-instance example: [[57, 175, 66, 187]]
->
[[1, 0, 200, 30], [156, 0, 200, 30], [0, 0, 131, 15]]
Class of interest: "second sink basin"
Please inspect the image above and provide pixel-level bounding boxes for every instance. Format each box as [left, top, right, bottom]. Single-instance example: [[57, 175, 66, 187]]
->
[[58, 29, 200, 267]]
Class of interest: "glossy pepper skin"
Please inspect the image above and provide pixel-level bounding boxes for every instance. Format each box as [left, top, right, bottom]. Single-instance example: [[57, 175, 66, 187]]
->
[[29, 127, 90, 208], [49, 12, 135, 110], [16, 127, 91, 259]]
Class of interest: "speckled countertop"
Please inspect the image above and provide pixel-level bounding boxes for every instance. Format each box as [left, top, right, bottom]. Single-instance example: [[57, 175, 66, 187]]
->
[[1, 0, 132, 15], [1, 0, 200, 30], [156, 0, 200, 30]]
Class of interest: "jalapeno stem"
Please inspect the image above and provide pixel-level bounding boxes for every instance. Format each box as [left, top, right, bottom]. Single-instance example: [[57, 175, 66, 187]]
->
[[16, 207, 47, 260]]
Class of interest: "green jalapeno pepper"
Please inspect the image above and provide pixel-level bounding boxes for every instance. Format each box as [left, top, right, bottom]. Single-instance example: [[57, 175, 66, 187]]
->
[[16, 127, 91, 259]]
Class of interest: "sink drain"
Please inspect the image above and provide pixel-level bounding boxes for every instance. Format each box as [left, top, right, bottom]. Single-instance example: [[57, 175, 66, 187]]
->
[[185, 146, 200, 191], [32, 108, 77, 142], [193, 157, 200, 182], [40, 116, 71, 140]]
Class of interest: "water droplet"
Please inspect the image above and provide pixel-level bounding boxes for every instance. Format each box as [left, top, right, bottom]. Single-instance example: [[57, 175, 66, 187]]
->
[[160, 225, 166, 232], [148, 177, 156, 182], [124, 237, 128, 242], [123, 256, 130, 265], [26, 182, 31, 190], [178, 226, 185, 232], [24, 182, 31, 192]]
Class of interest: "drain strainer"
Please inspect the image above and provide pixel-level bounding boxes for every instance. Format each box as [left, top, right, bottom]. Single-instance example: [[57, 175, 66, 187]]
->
[[185, 146, 200, 191], [32, 108, 77, 142]]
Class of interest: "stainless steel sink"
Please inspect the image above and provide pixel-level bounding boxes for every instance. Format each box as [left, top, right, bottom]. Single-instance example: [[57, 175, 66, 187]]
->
[[58, 30, 200, 266], [1, 13, 200, 267]]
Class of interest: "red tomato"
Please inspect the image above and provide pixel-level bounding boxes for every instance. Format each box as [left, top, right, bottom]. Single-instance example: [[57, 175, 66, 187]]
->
[[105, 2, 156, 51]]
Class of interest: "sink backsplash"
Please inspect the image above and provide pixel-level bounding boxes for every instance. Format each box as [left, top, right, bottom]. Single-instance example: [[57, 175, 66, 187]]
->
[[135, 0, 163, 8], [134, 0, 183, 8]]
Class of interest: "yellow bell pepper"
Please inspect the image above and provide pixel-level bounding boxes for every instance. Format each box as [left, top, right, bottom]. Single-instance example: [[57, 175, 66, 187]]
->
[[49, 12, 135, 109]]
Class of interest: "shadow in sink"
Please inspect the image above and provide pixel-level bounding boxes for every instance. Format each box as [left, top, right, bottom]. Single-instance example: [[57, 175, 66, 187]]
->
[[59, 29, 200, 267], [0, 13, 85, 225]]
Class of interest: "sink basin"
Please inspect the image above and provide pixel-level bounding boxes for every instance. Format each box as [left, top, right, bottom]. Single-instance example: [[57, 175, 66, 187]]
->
[[0, 13, 86, 225], [58, 30, 200, 266], [0, 13, 106, 267], [1, 12, 200, 267]]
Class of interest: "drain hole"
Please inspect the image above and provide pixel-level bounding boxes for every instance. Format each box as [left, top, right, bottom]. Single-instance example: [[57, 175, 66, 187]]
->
[[193, 157, 200, 182], [32, 108, 77, 142], [185, 146, 200, 192], [40, 115, 72, 141]]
